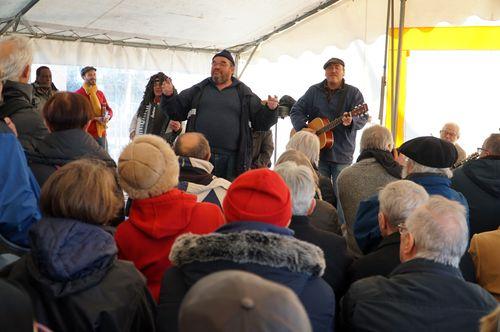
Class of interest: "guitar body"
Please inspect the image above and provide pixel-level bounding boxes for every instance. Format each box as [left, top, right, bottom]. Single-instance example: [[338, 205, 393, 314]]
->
[[307, 117, 334, 149]]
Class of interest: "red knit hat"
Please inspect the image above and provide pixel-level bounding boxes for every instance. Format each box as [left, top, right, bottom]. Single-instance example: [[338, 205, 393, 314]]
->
[[223, 169, 292, 227]]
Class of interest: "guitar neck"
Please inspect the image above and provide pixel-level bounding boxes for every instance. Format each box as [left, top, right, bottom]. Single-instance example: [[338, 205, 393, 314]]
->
[[316, 115, 346, 135]]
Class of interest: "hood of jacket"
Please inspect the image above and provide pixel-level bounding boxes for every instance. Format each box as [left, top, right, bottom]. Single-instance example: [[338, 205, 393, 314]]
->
[[26, 129, 115, 167], [170, 221, 325, 277], [0, 80, 33, 117], [27, 217, 117, 297], [128, 188, 205, 239], [462, 158, 500, 198]]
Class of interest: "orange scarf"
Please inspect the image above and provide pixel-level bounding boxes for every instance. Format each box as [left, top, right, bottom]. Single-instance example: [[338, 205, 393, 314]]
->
[[83, 82, 106, 137]]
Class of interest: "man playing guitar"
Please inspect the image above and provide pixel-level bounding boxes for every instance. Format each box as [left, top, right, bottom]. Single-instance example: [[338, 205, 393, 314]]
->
[[290, 57, 368, 202]]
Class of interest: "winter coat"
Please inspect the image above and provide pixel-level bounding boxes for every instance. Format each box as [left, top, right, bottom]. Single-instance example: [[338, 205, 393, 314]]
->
[[354, 173, 469, 254], [160, 77, 277, 176], [0, 80, 48, 150], [157, 221, 335, 332], [348, 232, 476, 284], [251, 130, 274, 168], [177, 156, 230, 208], [342, 258, 497, 332], [74, 87, 113, 138], [0, 217, 156, 332], [26, 128, 116, 187], [452, 157, 500, 236], [289, 215, 352, 301], [469, 228, 500, 300], [337, 157, 399, 256], [115, 188, 225, 301], [309, 199, 341, 235], [0, 122, 41, 247]]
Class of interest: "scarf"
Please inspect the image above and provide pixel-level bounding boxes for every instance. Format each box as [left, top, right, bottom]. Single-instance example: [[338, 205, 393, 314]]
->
[[357, 148, 402, 179], [83, 82, 105, 137]]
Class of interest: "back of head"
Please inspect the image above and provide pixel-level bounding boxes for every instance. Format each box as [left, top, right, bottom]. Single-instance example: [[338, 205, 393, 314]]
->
[[286, 131, 320, 166], [360, 125, 394, 151], [43, 92, 92, 131], [222, 168, 292, 227], [0, 36, 33, 82], [174, 132, 211, 160], [276, 149, 319, 185], [379, 180, 429, 228], [405, 196, 468, 267], [482, 133, 500, 156], [119, 134, 179, 199], [179, 270, 312, 332], [40, 159, 123, 225], [274, 161, 316, 216]]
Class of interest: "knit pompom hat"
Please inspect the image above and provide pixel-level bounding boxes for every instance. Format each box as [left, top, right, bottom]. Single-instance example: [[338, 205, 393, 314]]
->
[[223, 169, 292, 227], [118, 134, 179, 199]]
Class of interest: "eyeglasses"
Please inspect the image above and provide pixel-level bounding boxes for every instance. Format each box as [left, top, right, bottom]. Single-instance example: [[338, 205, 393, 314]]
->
[[477, 147, 490, 154], [397, 223, 408, 234]]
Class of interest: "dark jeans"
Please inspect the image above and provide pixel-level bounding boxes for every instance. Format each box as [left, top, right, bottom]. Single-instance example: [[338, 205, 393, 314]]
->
[[95, 136, 108, 152], [210, 151, 237, 181], [318, 160, 349, 206]]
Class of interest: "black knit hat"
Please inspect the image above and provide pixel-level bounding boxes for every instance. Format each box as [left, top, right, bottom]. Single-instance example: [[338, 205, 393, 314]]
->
[[80, 66, 96, 77], [212, 49, 235, 66], [398, 136, 458, 168]]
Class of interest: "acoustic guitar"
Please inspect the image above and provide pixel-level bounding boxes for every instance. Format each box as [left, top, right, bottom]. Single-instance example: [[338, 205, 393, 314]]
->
[[291, 103, 369, 149]]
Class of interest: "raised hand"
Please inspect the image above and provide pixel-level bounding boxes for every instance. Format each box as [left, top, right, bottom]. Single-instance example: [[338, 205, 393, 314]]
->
[[161, 77, 174, 96]]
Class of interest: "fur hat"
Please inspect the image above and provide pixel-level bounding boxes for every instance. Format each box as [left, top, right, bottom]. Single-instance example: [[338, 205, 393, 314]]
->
[[179, 270, 312, 332], [118, 134, 179, 199], [223, 169, 292, 227], [398, 136, 458, 168]]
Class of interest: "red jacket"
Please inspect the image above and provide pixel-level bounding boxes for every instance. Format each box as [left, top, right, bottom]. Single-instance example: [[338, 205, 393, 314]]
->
[[114, 189, 225, 301], [74, 87, 113, 138]]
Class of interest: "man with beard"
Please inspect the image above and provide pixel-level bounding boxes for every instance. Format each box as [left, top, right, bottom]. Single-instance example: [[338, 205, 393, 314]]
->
[[75, 66, 113, 150], [129, 72, 181, 144], [160, 50, 279, 180], [32, 66, 58, 114]]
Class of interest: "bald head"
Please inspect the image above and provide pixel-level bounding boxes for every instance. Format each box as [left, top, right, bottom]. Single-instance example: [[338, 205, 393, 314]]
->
[[174, 132, 211, 160], [0, 36, 33, 83], [440, 122, 460, 143]]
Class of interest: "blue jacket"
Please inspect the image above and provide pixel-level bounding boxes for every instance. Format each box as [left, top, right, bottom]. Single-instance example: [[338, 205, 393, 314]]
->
[[0, 123, 41, 247], [354, 173, 469, 254], [157, 221, 335, 332], [290, 80, 366, 164]]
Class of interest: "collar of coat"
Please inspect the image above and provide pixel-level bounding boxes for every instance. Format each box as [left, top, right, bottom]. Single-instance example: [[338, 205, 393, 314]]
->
[[169, 221, 326, 277], [178, 156, 214, 174]]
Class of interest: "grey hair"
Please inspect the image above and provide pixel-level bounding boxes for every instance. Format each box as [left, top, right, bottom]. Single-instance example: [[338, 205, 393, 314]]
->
[[0, 36, 33, 81], [379, 180, 429, 228], [274, 161, 316, 216], [286, 131, 320, 166], [403, 159, 453, 179], [360, 125, 394, 151], [406, 195, 468, 267], [483, 133, 500, 155]]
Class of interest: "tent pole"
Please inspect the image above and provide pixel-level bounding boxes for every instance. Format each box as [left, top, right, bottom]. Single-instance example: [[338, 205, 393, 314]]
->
[[378, 0, 393, 125], [237, 43, 259, 79], [0, 0, 39, 36], [392, 0, 406, 139]]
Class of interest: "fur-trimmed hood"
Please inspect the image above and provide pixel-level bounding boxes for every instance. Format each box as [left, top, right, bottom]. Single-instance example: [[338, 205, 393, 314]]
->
[[169, 222, 326, 277]]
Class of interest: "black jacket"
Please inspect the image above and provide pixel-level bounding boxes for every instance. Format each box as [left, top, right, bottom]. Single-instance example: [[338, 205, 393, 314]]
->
[[452, 157, 500, 237], [0, 217, 156, 332], [289, 215, 351, 301], [157, 221, 335, 332], [348, 232, 476, 284], [342, 258, 497, 332], [26, 129, 116, 187], [0, 80, 48, 150], [160, 77, 277, 175]]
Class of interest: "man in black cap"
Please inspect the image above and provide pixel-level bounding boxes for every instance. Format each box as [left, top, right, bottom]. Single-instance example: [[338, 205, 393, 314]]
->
[[160, 49, 279, 180], [290, 57, 367, 202], [75, 66, 113, 150]]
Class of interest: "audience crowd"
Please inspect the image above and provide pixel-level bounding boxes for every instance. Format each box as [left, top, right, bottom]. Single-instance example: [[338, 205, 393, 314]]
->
[[0, 35, 498, 332]]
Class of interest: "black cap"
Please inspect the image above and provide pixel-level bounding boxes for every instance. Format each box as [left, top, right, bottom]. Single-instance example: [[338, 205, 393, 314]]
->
[[398, 136, 458, 168], [80, 66, 96, 77], [323, 57, 345, 69], [212, 49, 235, 66]]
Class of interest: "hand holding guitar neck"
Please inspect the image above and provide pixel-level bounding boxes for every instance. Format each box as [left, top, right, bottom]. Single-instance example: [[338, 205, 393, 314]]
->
[[342, 112, 353, 126]]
